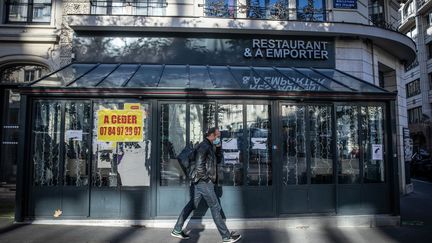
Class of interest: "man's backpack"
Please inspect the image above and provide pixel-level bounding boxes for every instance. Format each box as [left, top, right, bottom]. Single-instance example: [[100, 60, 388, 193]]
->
[[176, 144, 196, 179]]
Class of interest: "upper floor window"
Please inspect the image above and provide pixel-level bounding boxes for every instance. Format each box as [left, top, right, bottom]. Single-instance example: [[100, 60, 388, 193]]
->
[[406, 79, 421, 98], [427, 12, 432, 27], [90, 0, 166, 16], [405, 26, 417, 39], [5, 0, 52, 24], [204, 0, 236, 18], [0, 64, 49, 83], [245, 0, 289, 20], [297, 0, 326, 21], [408, 106, 423, 124], [369, 0, 385, 26], [429, 73, 432, 90], [428, 43, 432, 59]]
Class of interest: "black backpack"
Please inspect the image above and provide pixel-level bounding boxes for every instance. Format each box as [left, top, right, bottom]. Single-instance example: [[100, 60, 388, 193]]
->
[[177, 144, 197, 179]]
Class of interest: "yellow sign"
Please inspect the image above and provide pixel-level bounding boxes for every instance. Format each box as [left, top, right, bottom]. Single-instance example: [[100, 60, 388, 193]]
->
[[97, 109, 144, 142]]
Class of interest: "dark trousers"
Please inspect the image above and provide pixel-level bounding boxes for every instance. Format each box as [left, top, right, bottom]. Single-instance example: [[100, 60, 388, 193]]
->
[[174, 180, 230, 239]]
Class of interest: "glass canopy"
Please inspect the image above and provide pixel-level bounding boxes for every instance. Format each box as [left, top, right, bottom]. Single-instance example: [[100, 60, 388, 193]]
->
[[28, 63, 389, 93]]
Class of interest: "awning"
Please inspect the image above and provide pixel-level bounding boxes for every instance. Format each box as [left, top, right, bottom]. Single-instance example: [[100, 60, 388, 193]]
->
[[27, 63, 390, 94]]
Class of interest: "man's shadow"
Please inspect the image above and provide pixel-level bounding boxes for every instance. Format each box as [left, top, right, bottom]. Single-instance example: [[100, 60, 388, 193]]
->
[[180, 183, 226, 243]]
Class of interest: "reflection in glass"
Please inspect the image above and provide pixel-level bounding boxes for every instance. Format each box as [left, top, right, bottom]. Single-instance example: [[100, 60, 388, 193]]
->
[[92, 102, 151, 187], [190, 104, 216, 147], [246, 0, 289, 20], [204, 0, 236, 18], [362, 106, 385, 183], [64, 102, 91, 186], [246, 105, 272, 186], [281, 105, 307, 185], [218, 104, 244, 186], [32, 101, 62, 186], [309, 105, 333, 184], [160, 104, 187, 186], [337, 106, 360, 184], [297, 0, 325, 21]]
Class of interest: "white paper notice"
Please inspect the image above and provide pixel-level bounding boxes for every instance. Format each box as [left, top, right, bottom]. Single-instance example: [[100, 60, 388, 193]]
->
[[372, 144, 383, 160], [222, 138, 238, 150], [223, 151, 240, 164], [251, 137, 267, 150], [65, 130, 83, 141]]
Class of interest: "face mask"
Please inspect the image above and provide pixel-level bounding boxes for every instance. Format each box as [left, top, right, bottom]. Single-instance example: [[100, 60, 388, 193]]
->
[[213, 137, 221, 145]]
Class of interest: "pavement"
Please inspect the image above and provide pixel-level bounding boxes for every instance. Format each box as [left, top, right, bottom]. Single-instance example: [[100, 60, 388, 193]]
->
[[0, 179, 432, 243]]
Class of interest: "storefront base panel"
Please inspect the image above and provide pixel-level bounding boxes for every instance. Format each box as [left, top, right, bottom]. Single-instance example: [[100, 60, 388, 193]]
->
[[22, 214, 400, 228], [337, 184, 391, 215]]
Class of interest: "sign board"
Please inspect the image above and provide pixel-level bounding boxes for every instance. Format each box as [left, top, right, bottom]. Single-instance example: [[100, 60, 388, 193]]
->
[[74, 35, 335, 68], [372, 144, 383, 160], [97, 109, 144, 142], [251, 137, 267, 150], [65, 130, 83, 141], [334, 0, 357, 9]]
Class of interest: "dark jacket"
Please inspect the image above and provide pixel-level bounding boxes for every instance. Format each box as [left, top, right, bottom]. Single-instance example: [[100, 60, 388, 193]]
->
[[192, 138, 220, 183]]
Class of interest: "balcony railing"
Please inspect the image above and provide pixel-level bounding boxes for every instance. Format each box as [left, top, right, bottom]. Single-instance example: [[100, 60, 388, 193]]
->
[[201, 3, 328, 22], [83, 1, 402, 32]]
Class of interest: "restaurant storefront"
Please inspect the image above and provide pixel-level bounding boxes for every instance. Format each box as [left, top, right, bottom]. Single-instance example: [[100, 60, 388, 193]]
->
[[14, 33, 399, 221]]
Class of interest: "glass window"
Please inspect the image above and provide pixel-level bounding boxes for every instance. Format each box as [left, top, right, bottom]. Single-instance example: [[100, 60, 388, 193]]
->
[[7, 0, 52, 23], [406, 79, 421, 98], [204, 0, 236, 18], [73, 64, 118, 87], [309, 105, 333, 184], [246, 0, 289, 20], [296, 68, 350, 92], [246, 104, 272, 186], [297, 0, 326, 21], [92, 102, 151, 187], [209, 66, 241, 89], [218, 104, 244, 186], [64, 102, 91, 186], [158, 65, 189, 87], [135, 0, 166, 16], [408, 106, 422, 124], [337, 105, 360, 184], [0, 64, 49, 84], [98, 64, 139, 88], [34, 64, 95, 87], [368, 0, 385, 26], [281, 104, 307, 185], [189, 66, 215, 89], [32, 101, 62, 186], [361, 106, 385, 183], [91, 0, 128, 15], [316, 69, 384, 92], [160, 104, 187, 186], [189, 104, 216, 146], [230, 67, 273, 90], [127, 65, 162, 88], [428, 12, 432, 27], [428, 43, 432, 59], [159, 103, 215, 186]]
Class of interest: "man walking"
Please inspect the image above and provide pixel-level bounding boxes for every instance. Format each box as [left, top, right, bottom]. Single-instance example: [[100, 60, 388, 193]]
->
[[171, 127, 241, 243]]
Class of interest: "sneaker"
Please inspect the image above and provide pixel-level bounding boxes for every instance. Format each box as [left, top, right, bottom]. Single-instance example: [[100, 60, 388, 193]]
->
[[222, 231, 242, 243], [171, 230, 190, 240]]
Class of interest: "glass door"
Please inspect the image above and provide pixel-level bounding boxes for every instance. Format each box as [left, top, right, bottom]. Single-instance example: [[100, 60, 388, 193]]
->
[[278, 103, 335, 214], [91, 100, 152, 219], [30, 100, 91, 217]]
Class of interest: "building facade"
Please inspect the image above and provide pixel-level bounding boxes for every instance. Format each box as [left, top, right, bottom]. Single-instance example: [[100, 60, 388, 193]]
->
[[399, 0, 432, 158], [0, 0, 416, 222]]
